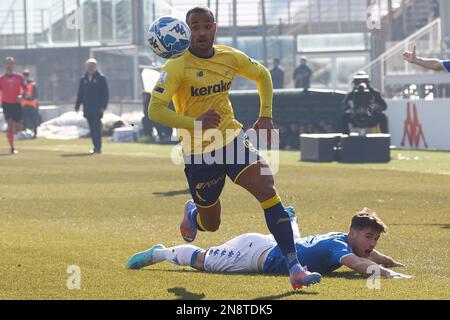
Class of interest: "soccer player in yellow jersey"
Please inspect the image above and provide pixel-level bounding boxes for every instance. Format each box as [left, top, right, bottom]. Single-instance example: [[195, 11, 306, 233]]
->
[[147, 6, 321, 289]]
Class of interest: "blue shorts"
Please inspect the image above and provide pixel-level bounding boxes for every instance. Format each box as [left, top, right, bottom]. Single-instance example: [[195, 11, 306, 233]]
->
[[184, 131, 262, 208]]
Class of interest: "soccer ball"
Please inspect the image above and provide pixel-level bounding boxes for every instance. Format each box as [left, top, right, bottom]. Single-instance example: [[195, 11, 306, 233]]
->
[[147, 16, 191, 59]]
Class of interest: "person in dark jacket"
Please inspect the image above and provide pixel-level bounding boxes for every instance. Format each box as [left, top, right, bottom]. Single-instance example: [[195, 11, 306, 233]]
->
[[293, 57, 312, 90], [270, 58, 285, 89], [75, 58, 109, 154]]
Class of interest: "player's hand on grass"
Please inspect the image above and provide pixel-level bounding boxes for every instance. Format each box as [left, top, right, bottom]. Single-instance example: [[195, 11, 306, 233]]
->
[[197, 109, 221, 129], [384, 260, 405, 268], [252, 117, 278, 148], [403, 44, 416, 64]]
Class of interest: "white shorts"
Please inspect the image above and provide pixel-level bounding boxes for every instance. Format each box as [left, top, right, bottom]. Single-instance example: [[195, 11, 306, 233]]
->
[[203, 233, 277, 273]]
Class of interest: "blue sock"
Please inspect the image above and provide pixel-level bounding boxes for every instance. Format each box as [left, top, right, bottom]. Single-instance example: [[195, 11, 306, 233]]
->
[[187, 205, 206, 231], [262, 197, 304, 273]]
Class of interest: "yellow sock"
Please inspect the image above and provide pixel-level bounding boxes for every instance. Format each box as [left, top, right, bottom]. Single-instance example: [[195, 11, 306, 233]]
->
[[261, 194, 282, 210]]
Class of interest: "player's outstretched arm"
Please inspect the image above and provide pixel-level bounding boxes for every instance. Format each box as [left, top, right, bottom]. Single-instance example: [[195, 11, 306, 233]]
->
[[147, 57, 222, 130], [403, 45, 445, 71], [254, 67, 273, 120], [235, 52, 276, 146], [341, 254, 413, 279], [235, 51, 273, 120], [148, 96, 196, 129], [149, 96, 221, 130], [369, 249, 405, 268]]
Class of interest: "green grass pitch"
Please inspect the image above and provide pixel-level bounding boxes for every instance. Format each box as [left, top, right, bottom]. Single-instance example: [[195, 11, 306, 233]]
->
[[0, 135, 449, 299]]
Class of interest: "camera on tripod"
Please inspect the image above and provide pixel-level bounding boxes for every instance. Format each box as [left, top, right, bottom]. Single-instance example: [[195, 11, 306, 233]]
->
[[351, 74, 373, 129], [342, 71, 389, 135]]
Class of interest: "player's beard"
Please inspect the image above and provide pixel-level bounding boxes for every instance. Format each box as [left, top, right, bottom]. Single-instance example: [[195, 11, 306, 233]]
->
[[192, 35, 215, 55]]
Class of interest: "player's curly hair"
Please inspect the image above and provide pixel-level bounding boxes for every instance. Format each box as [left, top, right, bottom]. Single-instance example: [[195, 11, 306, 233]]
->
[[186, 6, 215, 23], [350, 208, 387, 234]]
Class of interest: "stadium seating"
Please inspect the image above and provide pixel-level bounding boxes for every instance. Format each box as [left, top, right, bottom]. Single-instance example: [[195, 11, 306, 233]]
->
[[230, 89, 346, 127]]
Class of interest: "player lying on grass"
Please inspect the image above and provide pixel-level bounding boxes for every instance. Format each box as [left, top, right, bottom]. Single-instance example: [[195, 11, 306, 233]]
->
[[126, 206, 413, 280]]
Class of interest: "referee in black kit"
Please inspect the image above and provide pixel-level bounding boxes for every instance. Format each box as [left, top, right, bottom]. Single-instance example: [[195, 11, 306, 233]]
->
[[75, 58, 109, 154]]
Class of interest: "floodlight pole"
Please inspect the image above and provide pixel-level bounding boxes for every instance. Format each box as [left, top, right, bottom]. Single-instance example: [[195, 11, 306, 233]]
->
[[441, 0, 450, 51], [232, 0, 237, 48], [76, 0, 81, 47], [97, 0, 102, 45], [152, 0, 155, 21], [387, 0, 393, 41], [215, 0, 219, 24], [23, 0, 28, 49], [261, 0, 268, 66], [132, 0, 144, 46]]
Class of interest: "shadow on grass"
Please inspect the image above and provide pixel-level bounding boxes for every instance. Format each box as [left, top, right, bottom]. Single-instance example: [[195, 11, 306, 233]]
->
[[325, 270, 366, 280], [61, 153, 94, 157], [159, 270, 320, 300], [167, 287, 206, 300], [254, 290, 318, 300], [147, 268, 364, 280], [390, 223, 450, 230], [153, 189, 191, 197]]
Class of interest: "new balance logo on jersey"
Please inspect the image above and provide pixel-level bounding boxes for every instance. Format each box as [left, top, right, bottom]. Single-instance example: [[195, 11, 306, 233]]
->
[[191, 80, 232, 96]]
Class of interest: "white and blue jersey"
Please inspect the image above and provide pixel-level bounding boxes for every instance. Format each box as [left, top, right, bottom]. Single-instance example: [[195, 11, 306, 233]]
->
[[263, 232, 353, 275], [442, 60, 450, 72]]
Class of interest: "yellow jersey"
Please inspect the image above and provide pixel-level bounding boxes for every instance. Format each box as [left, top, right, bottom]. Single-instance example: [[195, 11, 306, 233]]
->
[[150, 45, 273, 154]]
